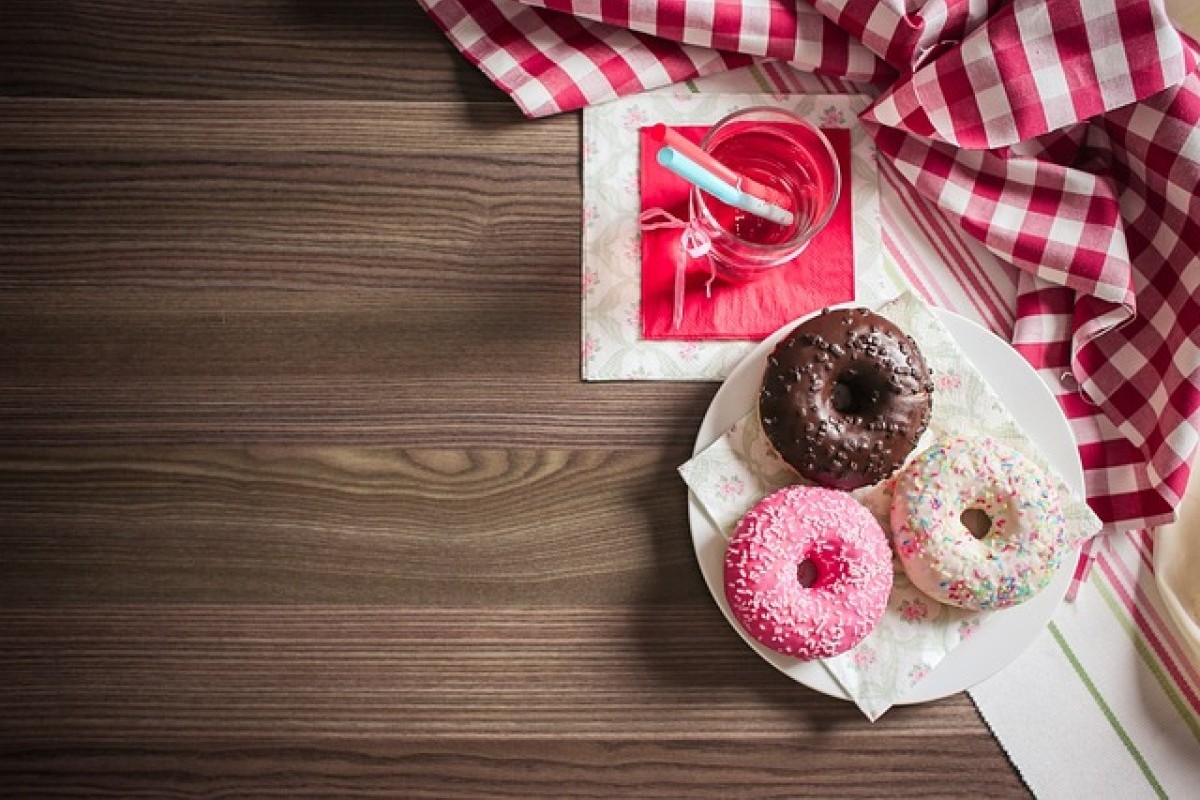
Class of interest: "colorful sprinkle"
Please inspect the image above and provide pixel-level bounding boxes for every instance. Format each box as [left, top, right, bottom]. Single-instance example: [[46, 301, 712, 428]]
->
[[889, 435, 1069, 611]]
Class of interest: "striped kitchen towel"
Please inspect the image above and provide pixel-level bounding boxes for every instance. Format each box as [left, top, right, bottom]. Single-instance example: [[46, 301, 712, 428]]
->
[[970, 530, 1200, 797]]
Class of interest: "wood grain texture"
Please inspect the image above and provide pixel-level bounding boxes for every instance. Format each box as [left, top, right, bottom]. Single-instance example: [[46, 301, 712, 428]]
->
[[0, 739, 1023, 800], [0, 447, 706, 604], [0, 608, 1026, 797], [0, 0, 504, 102], [0, 290, 713, 447], [0, 100, 574, 291], [0, 1, 1030, 795], [0, 99, 713, 448]]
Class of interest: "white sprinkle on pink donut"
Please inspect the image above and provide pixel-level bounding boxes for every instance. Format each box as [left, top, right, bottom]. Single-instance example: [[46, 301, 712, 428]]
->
[[724, 485, 893, 661]]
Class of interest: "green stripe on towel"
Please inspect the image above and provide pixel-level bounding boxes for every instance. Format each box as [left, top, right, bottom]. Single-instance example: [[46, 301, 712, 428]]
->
[[1092, 570, 1200, 744], [748, 64, 775, 94], [1049, 622, 1167, 800]]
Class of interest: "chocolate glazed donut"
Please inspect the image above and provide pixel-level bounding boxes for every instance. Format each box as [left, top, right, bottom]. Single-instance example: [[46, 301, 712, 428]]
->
[[759, 307, 934, 491]]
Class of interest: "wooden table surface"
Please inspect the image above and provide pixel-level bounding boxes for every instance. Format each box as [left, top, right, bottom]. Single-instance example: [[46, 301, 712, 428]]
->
[[0, 2, 1030, 795]]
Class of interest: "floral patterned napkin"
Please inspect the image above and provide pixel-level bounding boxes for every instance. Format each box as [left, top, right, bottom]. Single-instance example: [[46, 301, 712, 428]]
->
[[678, 292, 1102, 719], [582, 90, 899, 380]]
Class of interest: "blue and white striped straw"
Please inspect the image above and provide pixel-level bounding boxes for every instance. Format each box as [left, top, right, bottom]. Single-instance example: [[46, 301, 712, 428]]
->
[[656, 146, 795, 227]]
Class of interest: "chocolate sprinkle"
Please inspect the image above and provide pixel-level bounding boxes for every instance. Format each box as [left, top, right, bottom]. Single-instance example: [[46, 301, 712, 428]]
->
[[758, 307, 934, 490]]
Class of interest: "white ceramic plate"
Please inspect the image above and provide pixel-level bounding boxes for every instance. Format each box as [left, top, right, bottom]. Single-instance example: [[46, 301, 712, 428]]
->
[[688, 306, 1084, 703]]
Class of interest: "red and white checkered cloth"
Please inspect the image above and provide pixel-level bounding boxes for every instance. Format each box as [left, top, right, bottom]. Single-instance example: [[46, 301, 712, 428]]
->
[[420, 0, 1200, 537]]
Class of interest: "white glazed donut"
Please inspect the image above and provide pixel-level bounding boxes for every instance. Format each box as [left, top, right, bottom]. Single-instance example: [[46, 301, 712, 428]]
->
[[890, 435, 1070, 611]]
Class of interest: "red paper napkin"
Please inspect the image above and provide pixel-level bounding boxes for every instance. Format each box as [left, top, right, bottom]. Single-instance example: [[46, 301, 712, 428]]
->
[[639, 125, 854, 341]]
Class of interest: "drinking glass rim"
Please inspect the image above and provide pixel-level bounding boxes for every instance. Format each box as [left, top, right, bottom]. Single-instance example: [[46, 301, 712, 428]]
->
[[692, 105, 842, 254]]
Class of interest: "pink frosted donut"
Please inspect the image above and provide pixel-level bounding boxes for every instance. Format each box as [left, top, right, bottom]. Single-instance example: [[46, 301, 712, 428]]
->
[[890, 435, 1070, 611], [724, 485, 893, 660]]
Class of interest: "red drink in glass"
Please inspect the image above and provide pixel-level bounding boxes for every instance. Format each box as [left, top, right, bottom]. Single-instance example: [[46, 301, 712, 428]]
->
[[690, 107, 841, 282]]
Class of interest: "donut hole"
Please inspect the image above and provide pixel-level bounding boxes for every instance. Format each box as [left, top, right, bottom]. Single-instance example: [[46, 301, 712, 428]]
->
[[960, 507, 993, 539], [796, 558, 820, 588], [830, 369, 883, 417]]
